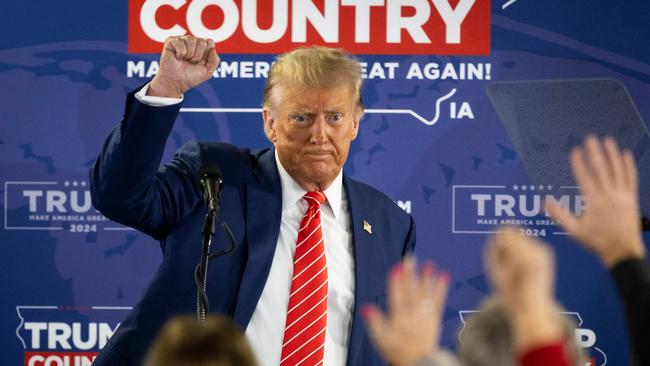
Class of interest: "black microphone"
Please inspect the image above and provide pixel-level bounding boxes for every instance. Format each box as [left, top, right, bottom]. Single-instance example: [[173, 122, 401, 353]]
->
[[198, 163, 223, 213]]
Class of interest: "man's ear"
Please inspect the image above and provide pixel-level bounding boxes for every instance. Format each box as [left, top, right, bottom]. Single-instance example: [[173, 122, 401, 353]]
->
[[350, 117, 360, 140], [262, 108, 276, 143]]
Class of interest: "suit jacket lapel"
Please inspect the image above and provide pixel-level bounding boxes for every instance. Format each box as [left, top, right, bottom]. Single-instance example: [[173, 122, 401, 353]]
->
[[233, 148, 282, 329], [344, 176, 378, 366]]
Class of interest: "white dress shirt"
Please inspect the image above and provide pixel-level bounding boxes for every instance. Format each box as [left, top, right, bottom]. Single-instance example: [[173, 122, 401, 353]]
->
[[245, 152, 354, 366], [135, 85, 355, 365]]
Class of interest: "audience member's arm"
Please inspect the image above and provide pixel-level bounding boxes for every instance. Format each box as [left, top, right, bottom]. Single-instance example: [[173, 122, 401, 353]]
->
[[546, 136, 648, 365], [487, 230, 571, 366], [362, 257, 452, 366], [90, 37, 219, 238], [609, 257, 650, 366]]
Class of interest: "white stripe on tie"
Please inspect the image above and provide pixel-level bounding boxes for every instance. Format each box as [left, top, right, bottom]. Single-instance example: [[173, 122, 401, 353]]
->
[[288, 265, 327, 299], [294, 238, 324, 269], [285, 295, 328, 331], [296, 343, 326, 366], [281, 312, 327, 349], [281, 325, 327, 363], [299, 208, 320, 231], [287, 280, 328, 315], [296, 222, 322, 249]]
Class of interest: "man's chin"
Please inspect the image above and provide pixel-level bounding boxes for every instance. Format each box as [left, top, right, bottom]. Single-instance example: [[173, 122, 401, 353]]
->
[[301, 166, 340, 189]]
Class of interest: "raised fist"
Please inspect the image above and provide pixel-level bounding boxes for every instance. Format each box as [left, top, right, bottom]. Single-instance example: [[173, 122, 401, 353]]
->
[[148, 36, 220, 98]]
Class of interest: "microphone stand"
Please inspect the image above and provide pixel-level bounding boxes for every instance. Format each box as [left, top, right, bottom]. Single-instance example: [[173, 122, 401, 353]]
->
[[195, 163, 238, 321], [196, 208, 216, 321], [194, 163, 237, 322]]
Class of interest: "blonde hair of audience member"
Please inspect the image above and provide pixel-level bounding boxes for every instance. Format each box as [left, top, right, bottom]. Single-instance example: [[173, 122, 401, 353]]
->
[[262, 46, 364, 120], [143, 315, 256, 366], [458, 297, 585, 366]]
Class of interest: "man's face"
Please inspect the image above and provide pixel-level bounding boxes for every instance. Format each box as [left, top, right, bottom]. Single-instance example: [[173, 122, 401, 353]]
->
[[263, 83, 360, 190]]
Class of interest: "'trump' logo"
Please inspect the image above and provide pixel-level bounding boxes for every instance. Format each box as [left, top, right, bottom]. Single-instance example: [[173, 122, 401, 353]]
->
[[16, 305, 131, 366], [3, 180, 131, 233], [128, 0, 491, 54], [451, 184, 583, 236]]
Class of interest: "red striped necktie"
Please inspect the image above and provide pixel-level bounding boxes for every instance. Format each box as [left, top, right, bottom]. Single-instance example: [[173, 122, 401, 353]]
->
[[280, 191, 328, 366]]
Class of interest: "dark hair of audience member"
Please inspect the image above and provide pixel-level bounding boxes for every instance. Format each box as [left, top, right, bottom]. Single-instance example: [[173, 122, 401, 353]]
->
[[142, 315, 257, 366]]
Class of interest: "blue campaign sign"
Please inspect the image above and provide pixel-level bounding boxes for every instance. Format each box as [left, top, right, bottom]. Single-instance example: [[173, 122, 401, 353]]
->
[[1, 1, 649, 365]]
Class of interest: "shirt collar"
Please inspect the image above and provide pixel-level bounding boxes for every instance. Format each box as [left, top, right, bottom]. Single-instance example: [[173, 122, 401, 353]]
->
[[274, 150, 343, 220]]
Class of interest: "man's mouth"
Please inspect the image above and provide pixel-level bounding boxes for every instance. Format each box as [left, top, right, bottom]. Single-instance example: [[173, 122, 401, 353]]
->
[[304, 150, 332, 156]]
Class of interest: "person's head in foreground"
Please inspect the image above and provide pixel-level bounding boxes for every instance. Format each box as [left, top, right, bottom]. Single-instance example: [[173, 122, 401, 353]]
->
[[458, 296, 585, 366], [262, 46, 364, 191], [142, 315, 256, 366]]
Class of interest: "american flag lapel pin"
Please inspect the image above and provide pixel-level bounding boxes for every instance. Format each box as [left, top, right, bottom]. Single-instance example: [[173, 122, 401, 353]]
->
[[363, 220, 372, 234]]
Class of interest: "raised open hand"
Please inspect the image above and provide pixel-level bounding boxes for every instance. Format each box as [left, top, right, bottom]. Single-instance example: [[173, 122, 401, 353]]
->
[[546, 135, 645, 267], [362, 257, 450, 366]]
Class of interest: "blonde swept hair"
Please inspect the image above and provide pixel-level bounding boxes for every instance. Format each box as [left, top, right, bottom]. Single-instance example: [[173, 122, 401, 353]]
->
[[262, 46, 364, 118], [143, 315, 256, 366]]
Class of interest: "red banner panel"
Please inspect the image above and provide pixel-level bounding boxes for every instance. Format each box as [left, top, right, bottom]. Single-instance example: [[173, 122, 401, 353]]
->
[[25, 352, 97, 366], [128, 0, 490, 54]]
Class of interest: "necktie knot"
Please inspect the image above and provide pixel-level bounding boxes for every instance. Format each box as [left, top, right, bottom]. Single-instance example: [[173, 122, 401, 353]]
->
[[304, 191, 326, 208]]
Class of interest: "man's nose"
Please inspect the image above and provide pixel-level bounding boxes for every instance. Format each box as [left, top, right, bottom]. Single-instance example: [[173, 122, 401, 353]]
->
[[309, 114, 328, 144]]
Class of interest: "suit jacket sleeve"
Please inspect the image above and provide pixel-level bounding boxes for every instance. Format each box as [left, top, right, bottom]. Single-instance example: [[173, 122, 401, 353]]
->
[[89, 88, 203, 240], [610, 257, 650, 366]]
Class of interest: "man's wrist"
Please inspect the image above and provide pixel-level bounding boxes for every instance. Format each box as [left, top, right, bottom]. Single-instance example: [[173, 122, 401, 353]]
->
[[148, 76, 184, 98], [135, 83, 183, 107]]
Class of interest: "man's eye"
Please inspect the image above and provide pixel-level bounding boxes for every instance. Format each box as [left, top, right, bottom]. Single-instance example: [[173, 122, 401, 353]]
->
[[291, 115, 308, 123], [329, 114, 343, 122]]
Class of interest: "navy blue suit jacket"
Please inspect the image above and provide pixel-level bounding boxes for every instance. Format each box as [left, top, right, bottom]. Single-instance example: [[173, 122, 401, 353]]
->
[[90, 89, 416, 366]]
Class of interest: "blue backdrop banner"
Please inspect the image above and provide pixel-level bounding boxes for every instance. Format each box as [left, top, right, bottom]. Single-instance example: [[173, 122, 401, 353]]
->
[[1, 1, 649, 365]]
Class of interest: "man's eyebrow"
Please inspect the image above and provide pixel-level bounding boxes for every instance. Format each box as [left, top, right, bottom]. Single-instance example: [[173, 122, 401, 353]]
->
[[286, 103, 348, 113], [288, 109, 314, 115], [286, 103, 313, 112], [324, 108, 346, 114]]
